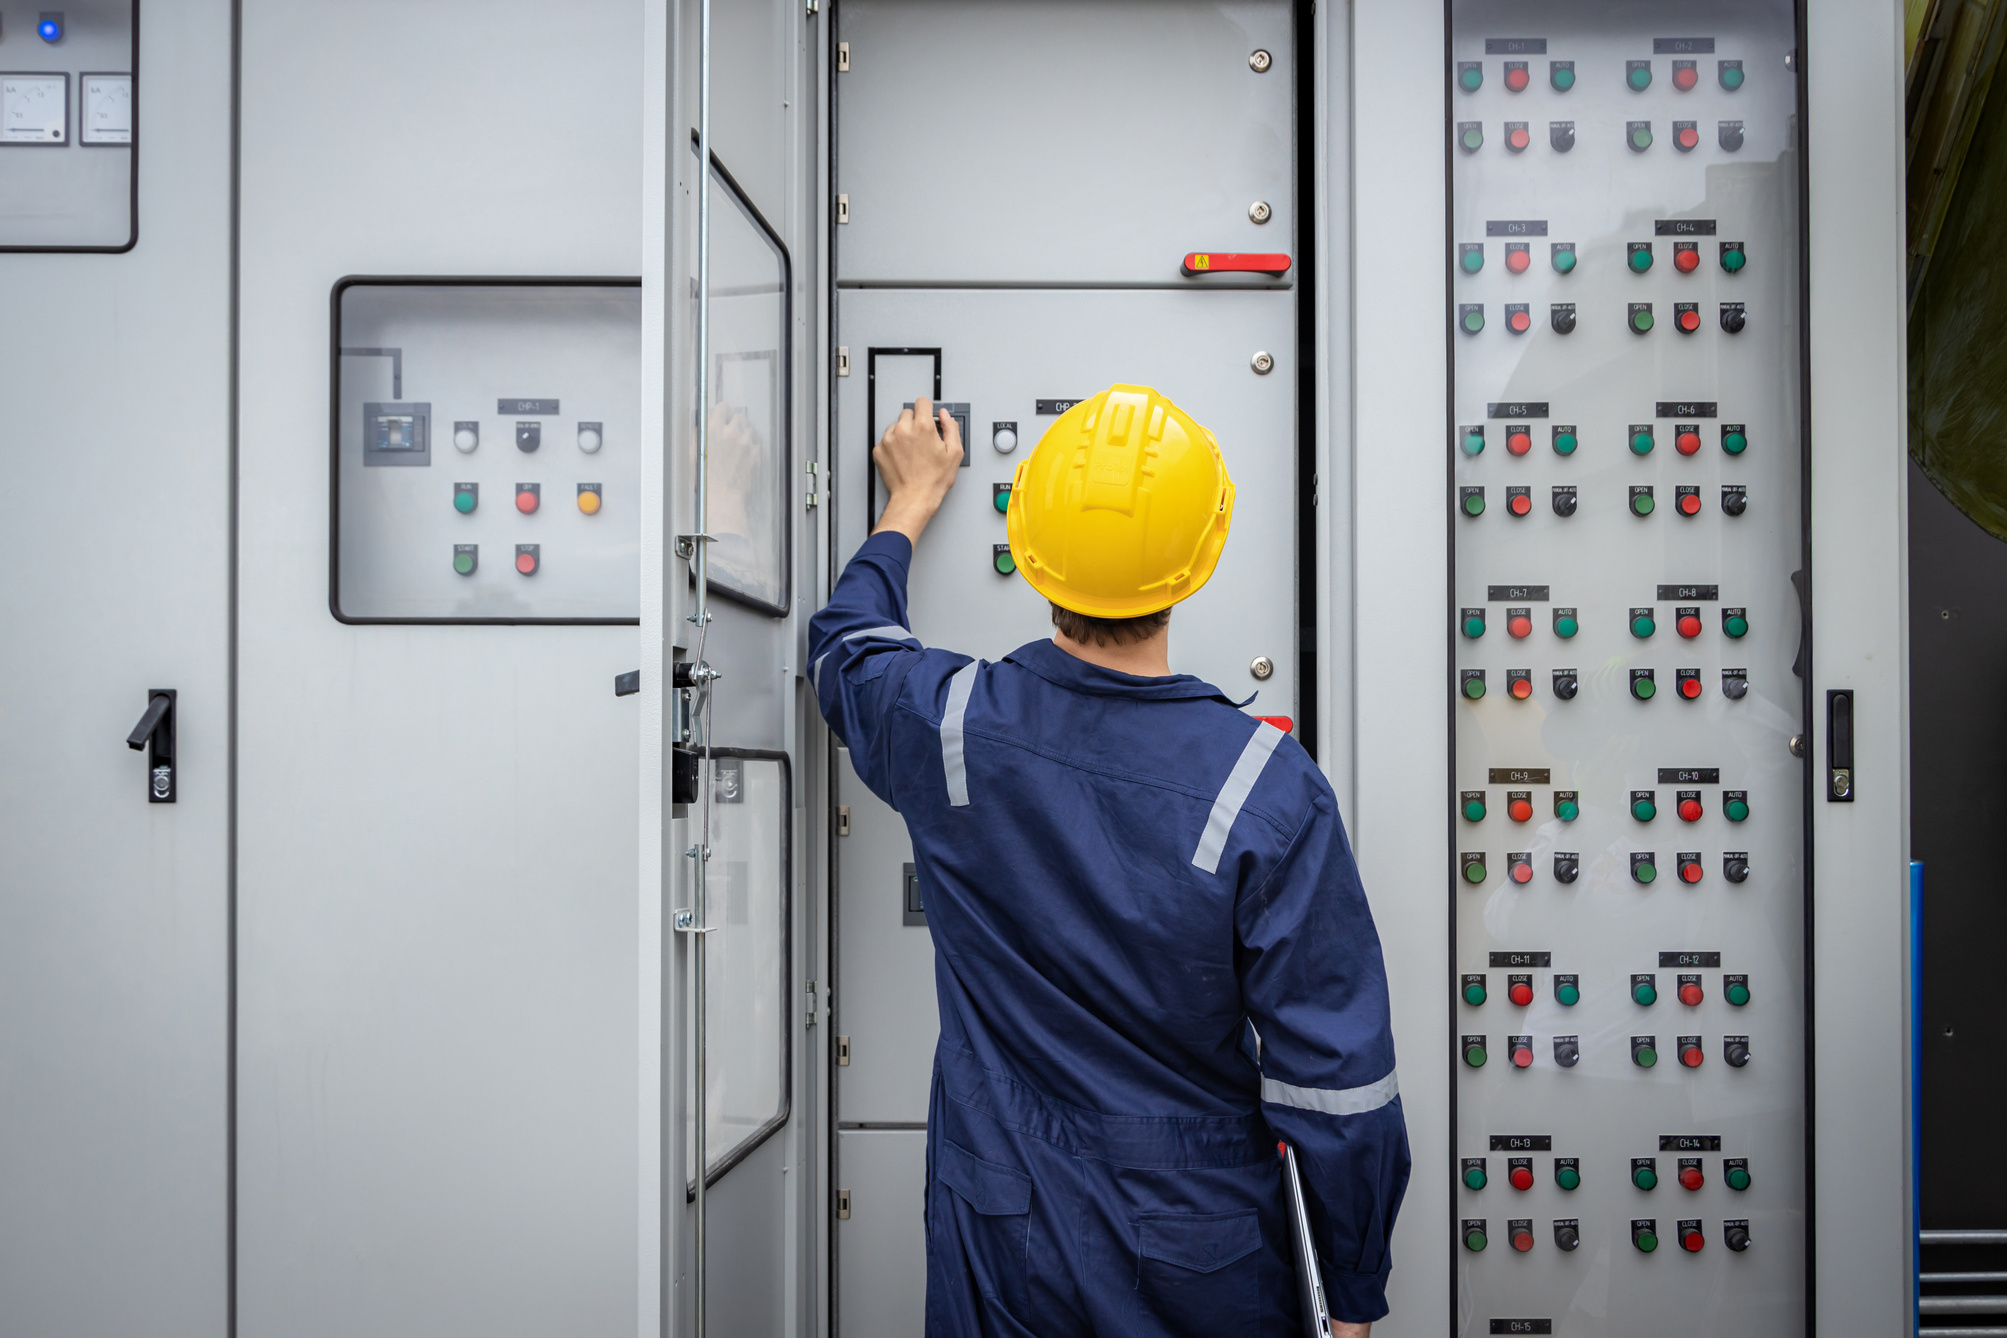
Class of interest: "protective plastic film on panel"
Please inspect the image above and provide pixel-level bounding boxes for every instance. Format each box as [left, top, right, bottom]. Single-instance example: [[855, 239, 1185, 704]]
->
[[686, 751, 790, 1187], [332, 282, 641, 622], [1448, 3, 1807, 1334], [702, 155, 791, 615], [0, 1, 135, 249]]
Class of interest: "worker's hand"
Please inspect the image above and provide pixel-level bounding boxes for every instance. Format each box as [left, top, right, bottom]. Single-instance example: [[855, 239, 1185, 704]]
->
[[872, 395, 964, 544], [1332, 1324, 1370, 1338]]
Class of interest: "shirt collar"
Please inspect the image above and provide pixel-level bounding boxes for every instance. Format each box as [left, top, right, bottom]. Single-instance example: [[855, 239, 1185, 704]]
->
[[1002, 639, 1246, 704]]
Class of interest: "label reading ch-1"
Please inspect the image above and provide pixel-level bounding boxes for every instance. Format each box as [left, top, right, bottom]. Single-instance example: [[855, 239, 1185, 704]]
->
[[1484, 38, 1548, 54]]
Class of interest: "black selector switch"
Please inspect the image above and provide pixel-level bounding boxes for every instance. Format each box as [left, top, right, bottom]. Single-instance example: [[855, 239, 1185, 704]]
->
[[1553, 1035, 1580, 1067], [1723, 671, 1750, 700], [1722, 303, 1748, 333], [1552, 486, 1578, 517], [1551, 121, 1575, 152], [1725, 1220, 1752, 1252], [1724, 853, 1751, 884], [1724, 1036, 1752, 1068], [516, 421, 542, 453], [1723, 486, 1748, 516], [1554, 1220, 1581, 1252], [1552, 669, 1579, 700], [1554, 853, 1580, 884], [1551, 303, 1577, 334], [1720, 121, 1746, 152]]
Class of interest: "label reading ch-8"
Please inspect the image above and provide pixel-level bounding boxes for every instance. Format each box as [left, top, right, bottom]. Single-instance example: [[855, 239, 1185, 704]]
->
[[1657, 585, 1720, 601]]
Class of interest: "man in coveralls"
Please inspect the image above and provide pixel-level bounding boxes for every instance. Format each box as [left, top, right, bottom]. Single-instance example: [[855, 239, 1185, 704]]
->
[[810, 386, 1409, 1336]]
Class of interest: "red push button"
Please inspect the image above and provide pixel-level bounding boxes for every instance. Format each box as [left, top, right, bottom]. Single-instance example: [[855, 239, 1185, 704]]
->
[[1673, 64, 1700, 91], [1510, 1039, 1535, 1066], [1674, 246, 1700, 273], [1508, 492, 1532, 516], [515, 547, 539, 575], [1678, 797, 1704, 822], [1676, 124, 1700, 150], [1507, 797, 1535, 822], [1677, 492, 1704, 516], [1677, 613, 1702, 638], [516, 484, 540, 513], [1255, 715, 1294, 733], [1182, 252, 1292, 276], [1680, 1041, 1705, 1067], [1679, 1164, 1705, 1190], [1507, 307, 1532, 333], [1506, 428, 1532, 455], [1680, 856, 1704, 884], [1676, 306, 1702, 333], [1678, 676, 1704, 699], [1507, 614, 1533, 638], [1678, 981, 1704, 1006], [1507, 125, 1531, 151], [1505, 248, 1531, 274], [1509, 981, 1535, 1007], [1681, 1226, 1705, 1252], [1510, 1164, 1535, 1189], [1508, 677, 1533, 700], [1505, 64, 1530, 92], [1509, 854, 1534, 881], [1676, 429, 1701, 455]]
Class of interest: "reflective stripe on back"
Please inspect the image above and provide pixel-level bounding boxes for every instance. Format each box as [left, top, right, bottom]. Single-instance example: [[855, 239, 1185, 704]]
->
[[1190, 721, 1285, 873], [1260, 1070, 1400, 1117], [940, 662, 979, 807]]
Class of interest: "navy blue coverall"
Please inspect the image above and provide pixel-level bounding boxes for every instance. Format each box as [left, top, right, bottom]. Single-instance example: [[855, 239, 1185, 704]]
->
[[811, 532, 1410, 1335]]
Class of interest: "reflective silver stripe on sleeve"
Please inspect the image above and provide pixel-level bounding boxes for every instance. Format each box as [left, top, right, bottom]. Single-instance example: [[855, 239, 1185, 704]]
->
[[810, 652, 831, 694], [1260, 1070, 1400, 1117], [939, 662, 979, 807], [1190, 721, 1286, 873], [843, 624, 919, 645]]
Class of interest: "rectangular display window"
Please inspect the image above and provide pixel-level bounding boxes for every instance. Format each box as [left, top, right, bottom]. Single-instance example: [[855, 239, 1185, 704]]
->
[[684, 749, 792, 1191], [700, 150, 793, 616], [0, 1, 136, 251], [332, 279, 642, 624]]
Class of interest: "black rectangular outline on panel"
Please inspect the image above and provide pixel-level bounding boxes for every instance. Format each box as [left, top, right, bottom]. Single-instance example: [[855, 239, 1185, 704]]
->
[[864, 347, 943, 527], [327, 275, 644, 626], [1445, 4, 1817, 1330], [0, 0, 138, 253], [693, 141, 795, 617], [684, 746, 794, 1199]]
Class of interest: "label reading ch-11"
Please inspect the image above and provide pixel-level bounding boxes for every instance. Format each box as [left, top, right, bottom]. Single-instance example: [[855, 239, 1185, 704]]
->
[[1489, 952, 1552, 968]]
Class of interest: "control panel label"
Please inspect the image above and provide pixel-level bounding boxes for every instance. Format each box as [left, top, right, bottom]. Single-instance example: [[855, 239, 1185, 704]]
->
[[1484, 219, 1549, 236], [1657, 584, 1720, 601], [1656, 402, 1719, 419], [1489, 1323, 1552, 1336], [1488, 952, 1552, 968], [1487, 768, 1551, 784], [498, 398, 559, 414], [1659, 951, 1722, 967], [1659, 1134, 1723, 1150], [1486, 585, 1550, 601], [1035, 399, 1082, 415], [1486, 402, 1549, 419], [1653, 36, 1717, 52], [1483, 38, 1548, 54], [1487, 1134, 1552, 1151], [1657, 768, 1721, 784]]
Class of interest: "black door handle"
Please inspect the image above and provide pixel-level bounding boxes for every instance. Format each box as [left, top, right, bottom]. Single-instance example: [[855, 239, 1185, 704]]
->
[[1826, 688, 1854, 802], [128, 690, 176, 803]]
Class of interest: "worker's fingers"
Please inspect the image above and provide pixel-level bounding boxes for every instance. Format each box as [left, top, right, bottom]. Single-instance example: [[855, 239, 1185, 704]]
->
[[911, 396, 935, 436], [937, 407, 964, 460]]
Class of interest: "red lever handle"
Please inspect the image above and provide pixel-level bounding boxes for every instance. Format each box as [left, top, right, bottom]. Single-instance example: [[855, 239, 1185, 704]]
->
[[1182, 252, 1292, 277]]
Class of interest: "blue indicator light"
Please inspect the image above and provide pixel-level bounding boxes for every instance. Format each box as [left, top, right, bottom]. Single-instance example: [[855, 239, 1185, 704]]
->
[[39, 17, 65, 43]]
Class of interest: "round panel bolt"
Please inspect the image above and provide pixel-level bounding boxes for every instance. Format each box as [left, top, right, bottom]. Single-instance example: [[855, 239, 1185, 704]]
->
[[1249, 49, 1273, 73], [1249, 200, 1272, 223], [1251, 351, 1274, 374], [1250, 656, 1274, 680]]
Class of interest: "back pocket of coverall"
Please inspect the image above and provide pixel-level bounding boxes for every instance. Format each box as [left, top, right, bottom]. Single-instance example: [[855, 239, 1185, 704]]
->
[[1134, 1210, 1263, 1334], [936, 1138, 1032, 1317]]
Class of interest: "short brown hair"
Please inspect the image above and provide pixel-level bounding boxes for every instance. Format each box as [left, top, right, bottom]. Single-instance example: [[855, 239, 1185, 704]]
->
[[1050, 601, 1171, 647]]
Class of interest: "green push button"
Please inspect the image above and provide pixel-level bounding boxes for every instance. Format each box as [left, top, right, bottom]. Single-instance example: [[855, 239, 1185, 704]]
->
[[1462, 859, 1488, 883], [1726, 796, 1750, 822], [1722, 246, 1747, 272], [1724, 429, 1749, 454], [1722, 65, 1746, 91], [1461, 307, 1486, 334], [1553, 248, 1577, 274], [993, 546, 1017, 576], [1463, 614, 1486, 638], [1631, 429, 1654, 455], [1634, 1043, 1659, 1068], [1554, 429, 1577, 455], [1630, 306, 1656, 333], [1464, 1225, 1489, 1251], [1629, 64, 1653, 91], [1633, 797, 1658, 821], [1464, 796, 1488, 821], [1464, 1164, 1488, 1190], [1462, 491, 1486, 517], [1555, 614, 1579, 638], [1462, 676, 1486, 700], [1634, 1227, 1660, 1252], [1461, 248, 1484, 274], [1632, 612, 1656, 638], [1460, 66, 1483, 92], [1727, 981, 1752, 1006], [1460, 125, 1484, 152], [1630, 124, 1654, 151], [993, 488, 1011, 514], [1725, 613, 1749, 638], [1727, 1165, 1752, 1190], [1634, 858, 1658, 883], [1463, 429, 1485, 456], [1464, 980, 1488, 1006], [454, 491, 477, 514], [1552, 64, 1575, 91], [1464, 1040, 1488, 1067], [1556, 981, 1580, 1007], [453, 551, 475, 576], [1631, 491, 1656, 516], [1633, 1164, 1658, 1190], [1629, 247, 1654, 273], [1556, 797, 1579, 822], [1557, 1165, 1581, 1190], [1632, 676, 1657, 700], [1633, 980, 1658, 1006]]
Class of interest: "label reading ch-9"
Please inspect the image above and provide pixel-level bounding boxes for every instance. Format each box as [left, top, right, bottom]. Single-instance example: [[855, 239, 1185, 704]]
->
[[1487, 768, 1552, 784]]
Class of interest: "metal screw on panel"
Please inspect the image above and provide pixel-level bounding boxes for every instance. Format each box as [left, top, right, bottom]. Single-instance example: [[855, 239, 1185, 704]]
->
[[1788, 734, 1807, 758], [1250, 656, 1275, 680], [1251, 351, 1275, 374], [1249, 48, 1273, 73], [1249, 200, 1273, 224]]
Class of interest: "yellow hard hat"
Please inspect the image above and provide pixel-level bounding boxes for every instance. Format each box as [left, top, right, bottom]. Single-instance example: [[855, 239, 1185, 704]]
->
[[1005, 385, 1234, 618]]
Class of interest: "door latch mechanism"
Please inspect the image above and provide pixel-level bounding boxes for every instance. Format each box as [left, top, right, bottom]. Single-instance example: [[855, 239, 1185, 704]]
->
[[126, 689, 176, 803]]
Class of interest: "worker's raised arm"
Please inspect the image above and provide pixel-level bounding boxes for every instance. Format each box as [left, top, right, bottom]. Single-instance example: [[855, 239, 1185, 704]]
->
[[1235, 784, 1411, 1325], [807, 398, 965, 806]]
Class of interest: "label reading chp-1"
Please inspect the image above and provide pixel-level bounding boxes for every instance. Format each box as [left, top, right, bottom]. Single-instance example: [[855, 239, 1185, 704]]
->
[[1035, 399, 1082, 415]]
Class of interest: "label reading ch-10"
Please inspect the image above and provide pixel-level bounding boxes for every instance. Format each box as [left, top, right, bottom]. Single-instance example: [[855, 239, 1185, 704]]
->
[[1657, 768, 1721, 784]]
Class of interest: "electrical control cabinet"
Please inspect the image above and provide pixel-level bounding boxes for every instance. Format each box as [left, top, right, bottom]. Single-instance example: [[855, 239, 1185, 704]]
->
[[0, 0, 134, 249], [1449, 2, 1807, 1332], [332, 280, 641, 622]]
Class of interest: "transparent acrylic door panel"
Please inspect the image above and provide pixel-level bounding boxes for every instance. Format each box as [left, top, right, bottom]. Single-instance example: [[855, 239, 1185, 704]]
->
[[0, 1, 134, 251], [332, 281, 641, 622], [685, 751, 790, 1187], [703, 154, 791, 616], [1448, 3, 1807, 1334]]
